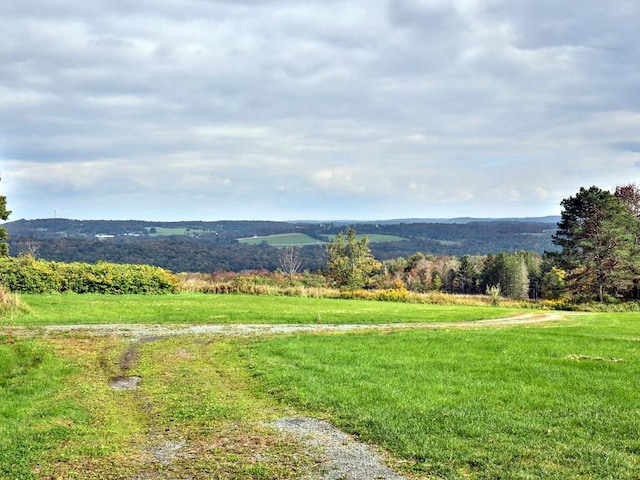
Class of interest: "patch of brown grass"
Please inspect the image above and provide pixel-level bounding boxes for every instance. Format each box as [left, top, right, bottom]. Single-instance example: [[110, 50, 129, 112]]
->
[[0, 284, 23, 314]]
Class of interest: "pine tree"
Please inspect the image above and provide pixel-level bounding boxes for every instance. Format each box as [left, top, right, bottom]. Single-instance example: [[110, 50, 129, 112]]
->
[[552, 186, 640, 301], [0, 175, 10, 256]]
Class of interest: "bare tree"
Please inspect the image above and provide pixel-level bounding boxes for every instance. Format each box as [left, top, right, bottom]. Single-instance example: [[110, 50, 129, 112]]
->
[[21, 238, 40, 258], [279, 245, 302, 281]]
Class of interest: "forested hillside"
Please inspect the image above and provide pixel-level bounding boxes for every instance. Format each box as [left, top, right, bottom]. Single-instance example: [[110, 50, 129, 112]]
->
[[4, 218, 558, 273]]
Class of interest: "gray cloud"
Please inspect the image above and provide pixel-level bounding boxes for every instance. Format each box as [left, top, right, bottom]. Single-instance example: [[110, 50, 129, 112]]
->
[[2, 0, 639, 220]]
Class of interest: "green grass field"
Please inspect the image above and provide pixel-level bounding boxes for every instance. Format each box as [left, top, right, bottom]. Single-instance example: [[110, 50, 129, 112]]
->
[[0, 341, 88, 479], [322, 233, 408, 243], [237, 232, 324, 247], [8, 293, 530, 326], [145, 226, 203, 236], [247, 312, 640, 479], [2, 294, 639, 479], [0, 335, 314, 479], [238, 232, 408, 247]]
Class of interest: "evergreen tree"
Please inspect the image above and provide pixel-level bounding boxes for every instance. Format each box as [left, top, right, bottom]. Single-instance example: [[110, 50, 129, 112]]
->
[[481, 252, 531, 300], [552, 186, 640, 301], [455, 255, 479, 294], [0, 175, 10, 256]]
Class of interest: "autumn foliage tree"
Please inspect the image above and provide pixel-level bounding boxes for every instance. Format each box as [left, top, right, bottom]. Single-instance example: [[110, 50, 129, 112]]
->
[[615, 183, 640, 217]]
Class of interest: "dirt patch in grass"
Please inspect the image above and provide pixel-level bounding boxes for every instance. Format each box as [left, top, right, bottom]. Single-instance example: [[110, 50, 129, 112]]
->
[[109, 376, 142, 390]]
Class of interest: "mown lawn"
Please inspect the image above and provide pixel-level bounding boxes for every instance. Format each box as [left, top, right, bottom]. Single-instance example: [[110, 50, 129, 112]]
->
[[9, 292, 531, 326], [3, 294, 637, 479], [246, 312, 640, 479], [0, 340, 88, 479]]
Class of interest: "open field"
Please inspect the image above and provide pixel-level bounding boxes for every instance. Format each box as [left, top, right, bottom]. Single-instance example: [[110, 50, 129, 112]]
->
[[248, 312, 640, 478], [322, 233, 408, 243], [7, 293, 532, 326], [237, 232, 408, 247], [145, 226, 204, 236], [237, 232, 325, 247], [1, 335, 317, 479], [2, 295, 639, 479]]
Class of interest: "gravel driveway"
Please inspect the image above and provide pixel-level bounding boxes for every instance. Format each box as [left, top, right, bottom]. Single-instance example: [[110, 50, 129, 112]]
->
[[15, 312, 568, 339]]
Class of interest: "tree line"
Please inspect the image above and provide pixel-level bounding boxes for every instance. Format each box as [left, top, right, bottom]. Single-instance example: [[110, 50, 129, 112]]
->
[[324, 229, 548, 300], [549, 184, 640, 302], [2, 178, 639, 304], [323, 184, 640, 304], [4, 217, 558, 263]]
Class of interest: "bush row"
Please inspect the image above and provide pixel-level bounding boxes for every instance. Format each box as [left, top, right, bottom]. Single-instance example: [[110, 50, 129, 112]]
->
[[0, 257, 179, 294]]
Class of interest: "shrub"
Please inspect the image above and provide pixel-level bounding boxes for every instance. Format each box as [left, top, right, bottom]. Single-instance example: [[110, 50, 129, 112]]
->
[[0, 257, 179, 294], [178, 271, 329, 294], [486, 285, 502, 306]]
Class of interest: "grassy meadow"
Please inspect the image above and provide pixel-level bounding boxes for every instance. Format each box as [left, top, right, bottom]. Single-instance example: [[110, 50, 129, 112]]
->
[[145, 226, 204, 236], [237, 232, 324, 246], [322, 233, 408, 243], [7, 292, 530, 326], [237, 232, 407, 247], [1, 293, 639, 479], [247, 312, 640, 479]]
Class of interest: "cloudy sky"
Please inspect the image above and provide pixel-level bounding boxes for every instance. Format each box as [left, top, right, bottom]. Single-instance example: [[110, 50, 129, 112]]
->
[[2, 0, 639, 221]]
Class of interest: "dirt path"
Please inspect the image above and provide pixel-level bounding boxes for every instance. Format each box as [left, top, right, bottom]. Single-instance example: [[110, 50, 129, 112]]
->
[[14, 312, 573, 339]]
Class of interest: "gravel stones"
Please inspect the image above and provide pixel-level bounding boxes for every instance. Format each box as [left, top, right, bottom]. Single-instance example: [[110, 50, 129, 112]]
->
[[109, 376, 141, 390], [271, 417, 406, 480], [20, 313, 568, 339]]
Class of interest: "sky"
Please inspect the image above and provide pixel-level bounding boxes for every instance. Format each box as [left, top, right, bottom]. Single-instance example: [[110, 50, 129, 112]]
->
[[2, 0, 639, 221]]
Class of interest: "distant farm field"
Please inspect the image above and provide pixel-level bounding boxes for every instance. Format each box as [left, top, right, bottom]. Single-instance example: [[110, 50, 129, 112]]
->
[[322, 233, 408, 243], [145, 226, 203, 236], [238, 232, 408, 247], [359, 233, 407, 242], [237, 232, 324, 247]]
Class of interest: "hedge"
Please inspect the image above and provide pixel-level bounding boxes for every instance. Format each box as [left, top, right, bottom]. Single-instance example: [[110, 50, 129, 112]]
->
[[0, 257, 179, 294]]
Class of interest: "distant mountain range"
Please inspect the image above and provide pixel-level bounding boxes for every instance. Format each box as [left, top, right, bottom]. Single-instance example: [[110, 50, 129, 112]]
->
[[293, 216, 561, 225]]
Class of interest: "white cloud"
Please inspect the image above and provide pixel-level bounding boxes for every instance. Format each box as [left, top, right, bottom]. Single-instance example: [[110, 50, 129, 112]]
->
[[1, 0, 639, 220]]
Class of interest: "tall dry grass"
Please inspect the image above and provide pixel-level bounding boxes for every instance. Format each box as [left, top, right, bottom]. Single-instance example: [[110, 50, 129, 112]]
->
[[177, 272, 543, 308], [0, 284, 22, 315]]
